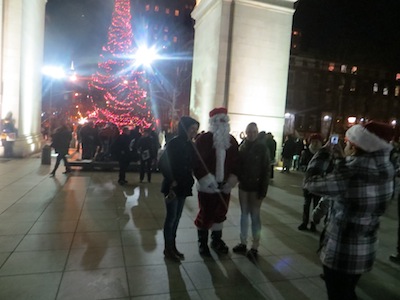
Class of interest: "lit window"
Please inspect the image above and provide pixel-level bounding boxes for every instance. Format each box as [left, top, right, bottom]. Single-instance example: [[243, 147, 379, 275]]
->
[[383, 86, 389, 96], [395, 86, 400, 97], [173, 36, 178, 43], [328, 63, 335, 72], [292, 44, 297, 49], [351, 66, 357, 74], [396, 73, 400, 80], [341, 65, 347, 73], [175, 10, 180, 16], [373, 83, 378, 93], [166, 8, 170, 14], [155, 5, 159, 12], [164, 26, 169, 32], [145, 5, 150, 11], [293, 31, 299, 36]]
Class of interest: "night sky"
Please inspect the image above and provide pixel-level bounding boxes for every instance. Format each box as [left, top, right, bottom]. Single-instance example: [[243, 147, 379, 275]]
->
[[294, 0, 400, 70], [44, 0, 400, 73]]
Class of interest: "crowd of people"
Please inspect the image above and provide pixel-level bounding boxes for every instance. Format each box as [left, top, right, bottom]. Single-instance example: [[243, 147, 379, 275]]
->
[[45, 108, 400, 300]]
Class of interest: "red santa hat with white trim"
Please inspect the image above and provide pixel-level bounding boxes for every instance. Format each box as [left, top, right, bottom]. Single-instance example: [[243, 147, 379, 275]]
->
[[209, 107, 228, 118], [345, 121, 394, 152]]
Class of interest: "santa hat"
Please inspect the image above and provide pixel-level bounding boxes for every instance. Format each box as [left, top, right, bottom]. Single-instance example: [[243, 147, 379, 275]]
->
[[209, 107, 227, 118], [309, 133, 323, 143], [345, 121, 394, 152]]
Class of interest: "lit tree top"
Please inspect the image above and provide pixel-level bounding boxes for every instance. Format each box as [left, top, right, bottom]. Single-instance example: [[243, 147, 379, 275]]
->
[[88, 0, 155, 129]]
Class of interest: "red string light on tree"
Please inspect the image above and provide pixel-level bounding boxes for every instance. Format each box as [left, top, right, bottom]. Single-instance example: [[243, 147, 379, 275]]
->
[[87, 0, 155, 129]]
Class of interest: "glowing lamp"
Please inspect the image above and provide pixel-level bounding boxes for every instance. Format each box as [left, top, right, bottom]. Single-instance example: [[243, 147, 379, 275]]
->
[[134, 46, 158, 67], [42, 66, 65, 79], [347, 116, 356, 124]]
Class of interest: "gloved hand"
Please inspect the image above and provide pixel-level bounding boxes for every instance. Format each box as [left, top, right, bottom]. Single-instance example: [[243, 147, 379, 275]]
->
[[221, 174, 238, 194], [197, 173, 219, 193]]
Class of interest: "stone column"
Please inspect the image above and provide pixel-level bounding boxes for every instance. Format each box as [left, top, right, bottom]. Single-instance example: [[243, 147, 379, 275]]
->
[[1, 0, 47, 157], [190, 0, 296, 149]]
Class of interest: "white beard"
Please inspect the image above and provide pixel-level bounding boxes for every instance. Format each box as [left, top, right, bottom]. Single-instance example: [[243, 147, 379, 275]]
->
[[209, 115, 231, 150], [209, 114, 231, 182]]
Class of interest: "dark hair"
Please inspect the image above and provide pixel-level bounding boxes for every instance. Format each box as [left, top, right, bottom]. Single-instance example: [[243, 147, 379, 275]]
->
[[178, 116, 199, 136]]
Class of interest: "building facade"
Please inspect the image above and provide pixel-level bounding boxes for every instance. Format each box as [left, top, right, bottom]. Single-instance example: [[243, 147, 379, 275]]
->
[[285, 32, 400, 140]]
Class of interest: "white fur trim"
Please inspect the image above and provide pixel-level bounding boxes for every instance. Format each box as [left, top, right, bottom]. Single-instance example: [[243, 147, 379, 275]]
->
[[198, 173, 217, 187], [211, 223, 223, 231], [215, 149, 226, 182], [197, 173, 219, 193], [346, 124, 393, 152]]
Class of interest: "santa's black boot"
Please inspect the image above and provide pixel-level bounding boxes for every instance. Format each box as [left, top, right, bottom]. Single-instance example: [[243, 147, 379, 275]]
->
[[211, 230, 229, 254], [198, 229, 211, 257]]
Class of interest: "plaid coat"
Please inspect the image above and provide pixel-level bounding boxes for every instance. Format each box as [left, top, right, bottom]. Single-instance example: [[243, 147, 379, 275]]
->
[[304, 148, 394, 274]]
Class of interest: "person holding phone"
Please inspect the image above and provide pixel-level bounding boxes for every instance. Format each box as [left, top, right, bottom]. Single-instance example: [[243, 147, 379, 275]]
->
[[304, 122, 394, 300]]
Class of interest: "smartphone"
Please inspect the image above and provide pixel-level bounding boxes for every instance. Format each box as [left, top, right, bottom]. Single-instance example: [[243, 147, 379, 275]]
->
[[330, 135, 339, 144]]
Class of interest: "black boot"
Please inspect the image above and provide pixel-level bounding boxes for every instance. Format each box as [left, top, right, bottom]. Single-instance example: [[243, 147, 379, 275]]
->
[[211, 230, 229, 254], [163, 243, 180, 261], [198, 229, 211, 256], [172, 240, 184, 259]]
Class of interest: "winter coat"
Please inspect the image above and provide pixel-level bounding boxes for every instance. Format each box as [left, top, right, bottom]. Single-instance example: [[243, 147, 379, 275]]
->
[[51, 126, 72, 155], [304, 148, 394, 274], [159, 116, 199, 197], [238, 139, 270, 198], [111, 133, 132, 161]]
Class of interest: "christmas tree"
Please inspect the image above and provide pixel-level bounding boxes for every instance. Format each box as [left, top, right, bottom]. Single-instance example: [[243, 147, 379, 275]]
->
[[88, 0, 155, 128]]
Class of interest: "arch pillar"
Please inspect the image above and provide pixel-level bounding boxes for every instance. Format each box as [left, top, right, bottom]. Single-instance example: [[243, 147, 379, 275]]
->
[[0, 0, 47, 157], [190, 0, 296, 149]]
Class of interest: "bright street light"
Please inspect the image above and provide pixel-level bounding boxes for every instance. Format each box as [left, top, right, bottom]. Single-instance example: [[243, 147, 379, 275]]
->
[[134, 46, 158, 67], [42, 66, 66, 79]]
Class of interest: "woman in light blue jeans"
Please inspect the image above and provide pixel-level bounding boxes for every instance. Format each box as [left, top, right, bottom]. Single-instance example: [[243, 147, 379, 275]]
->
[[233, 123, 270, 259]]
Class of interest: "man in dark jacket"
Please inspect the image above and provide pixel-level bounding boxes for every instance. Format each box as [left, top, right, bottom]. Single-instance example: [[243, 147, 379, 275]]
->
[[281, 134, 296, 173], [50, 124, 72, 176], [136, 128, 158, 183], [233, 123, 270, 260], [111, 127, 132, 185], [159, 116, 199, 260], [298, 133, 323, 232]]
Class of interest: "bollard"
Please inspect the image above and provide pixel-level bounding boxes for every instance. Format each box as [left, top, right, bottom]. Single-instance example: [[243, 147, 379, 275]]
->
[[41, 144, 52, 165]]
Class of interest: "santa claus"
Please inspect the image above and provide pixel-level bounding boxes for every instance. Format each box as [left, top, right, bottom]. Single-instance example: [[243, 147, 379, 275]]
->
[[194, 107, 239, 256]]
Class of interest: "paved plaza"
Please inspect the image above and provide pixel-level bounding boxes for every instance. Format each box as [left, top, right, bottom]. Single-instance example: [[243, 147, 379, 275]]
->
[[0, 155, 399, 299]]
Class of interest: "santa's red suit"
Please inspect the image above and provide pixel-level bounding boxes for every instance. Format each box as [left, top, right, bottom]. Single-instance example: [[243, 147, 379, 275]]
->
[[194, 107, 239, 255]]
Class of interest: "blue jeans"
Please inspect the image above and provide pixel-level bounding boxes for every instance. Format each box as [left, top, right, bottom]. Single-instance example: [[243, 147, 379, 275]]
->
[[163, 196, 186, 243], [238, 190, 262, 249]]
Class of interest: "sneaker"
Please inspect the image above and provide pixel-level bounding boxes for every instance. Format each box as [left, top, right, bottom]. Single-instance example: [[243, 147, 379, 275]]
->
[[389, 253, 400, 264], [246, 248, 258, 260], [298, 223, 308, 231], [232, 243, 247, 254]]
